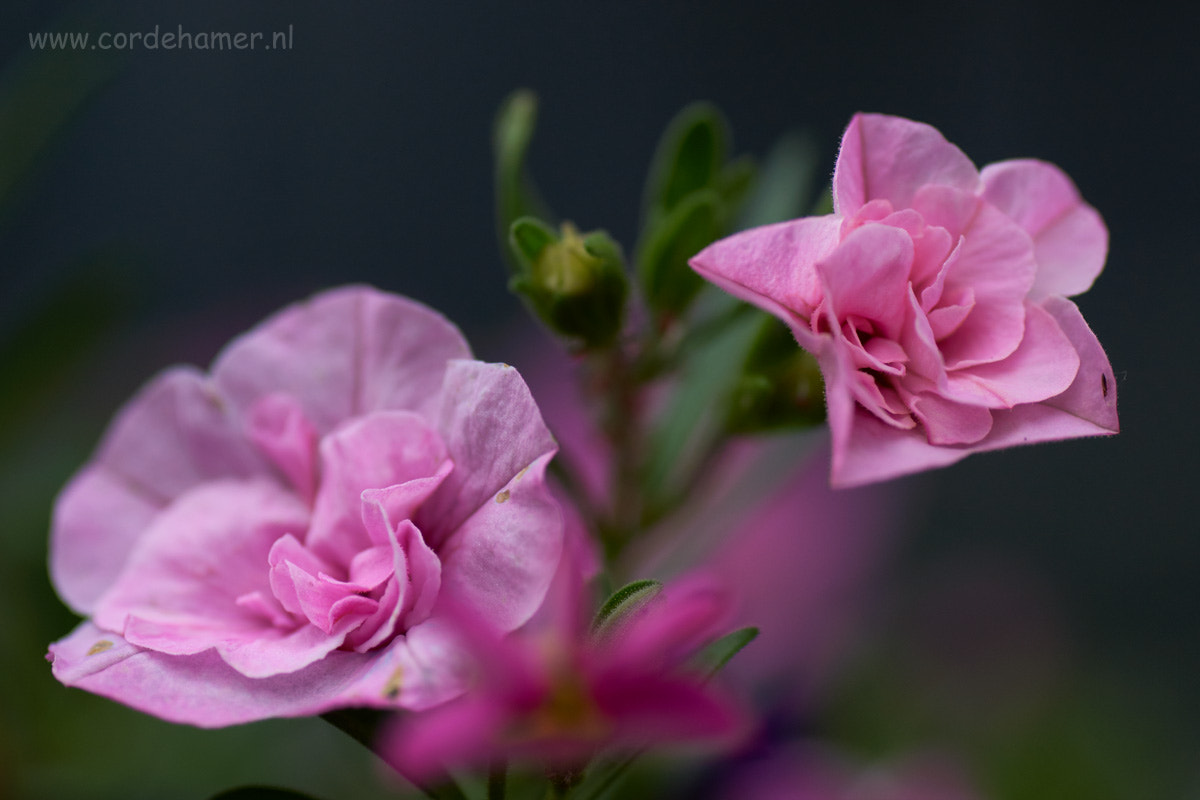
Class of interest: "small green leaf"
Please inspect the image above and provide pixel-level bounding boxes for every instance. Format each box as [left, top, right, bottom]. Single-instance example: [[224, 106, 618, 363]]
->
[[637, 188, 720, 317], [493, 89, 553, 273], [591, 579, 662, 636], [693, 627, 759, 680], [508, 216, 559, 267], [642, 102, 729, 218]]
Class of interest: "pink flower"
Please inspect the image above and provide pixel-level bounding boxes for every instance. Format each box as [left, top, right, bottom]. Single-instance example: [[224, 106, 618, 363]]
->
[[691, 113, 1118, 486], [381, 564, 745, 778], [47, 286, 563, 727]]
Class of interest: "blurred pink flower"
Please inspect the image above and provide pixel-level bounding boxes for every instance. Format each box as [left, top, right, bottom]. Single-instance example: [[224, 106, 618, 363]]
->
[[47, 286, 563, 726], [382, 564, 745, 778], [692, 113, 1117, 486]]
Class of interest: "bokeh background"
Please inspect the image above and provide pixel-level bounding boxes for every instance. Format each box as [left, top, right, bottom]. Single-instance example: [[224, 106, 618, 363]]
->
[[1, 2, 1196, 798]]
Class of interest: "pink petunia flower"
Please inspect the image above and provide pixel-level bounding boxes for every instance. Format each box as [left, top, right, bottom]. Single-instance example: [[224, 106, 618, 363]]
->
[[381, 559, 746, 779], [691, 113, 1118, 486], [47, 286, 563, 727]]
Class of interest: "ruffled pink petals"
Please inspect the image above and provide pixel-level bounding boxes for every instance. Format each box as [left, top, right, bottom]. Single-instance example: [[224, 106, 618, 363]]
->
[[834, 113, 980, 216], [691, 114, 1116, 485], [944, 303, 1080, 409], [981, 159, 1108, 300], [307, 411, 449, 565], [817, 223, 914, 341]]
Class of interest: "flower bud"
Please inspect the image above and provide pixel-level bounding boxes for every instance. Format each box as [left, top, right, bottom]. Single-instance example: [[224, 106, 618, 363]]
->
[[508, 217, 629, 350]]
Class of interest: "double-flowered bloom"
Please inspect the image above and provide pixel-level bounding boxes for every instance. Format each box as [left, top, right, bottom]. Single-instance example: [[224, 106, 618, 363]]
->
[[692, 113, 1118, 486], [47, 287, 564, 726]]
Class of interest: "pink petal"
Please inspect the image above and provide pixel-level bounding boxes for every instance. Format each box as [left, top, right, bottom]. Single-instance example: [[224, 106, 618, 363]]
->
[[833, 113, 980, 217], [829, 410, 976, 488], [594, 673, 743, 744], [689, 216, 843, 323], [382, 694, 512, 780], [935, 199, 1037, 368], [1031, 296, 1118, 432], [981, 159, 1108, 299], [438, 452, 563, 632], [51, 368, 269, 614], [417, 361, 558, 544], [212, 286, 471, 435], [92, 480, 308, 638], [909, 393, 994, 446], [50, 466, 160, 615], [246, 393, 319, 503], [307, 411, 448, 565], [945, 302, 1080, 408], [817, 223, 914, 339], [48, 622, 377, 726]]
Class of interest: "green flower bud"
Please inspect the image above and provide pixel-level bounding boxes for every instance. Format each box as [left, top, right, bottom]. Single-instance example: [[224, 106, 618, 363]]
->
[[508, 218, 629, 350]]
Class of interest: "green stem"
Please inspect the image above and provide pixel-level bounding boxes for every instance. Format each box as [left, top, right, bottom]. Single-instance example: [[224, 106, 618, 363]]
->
[[488, 760, 507, 800]]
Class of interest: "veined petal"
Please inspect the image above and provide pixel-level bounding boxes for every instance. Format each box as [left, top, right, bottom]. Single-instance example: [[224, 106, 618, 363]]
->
[[438, 453, 562, 633], [417, 361, 558, 544]]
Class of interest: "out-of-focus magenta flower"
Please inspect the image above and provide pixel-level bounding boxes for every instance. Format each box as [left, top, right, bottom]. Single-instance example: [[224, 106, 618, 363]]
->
[[47, 286, 563, 726], [722, 744, 985, 800], [382, 561, 745, 778], [692, 113, 1118, 486], [705, 443, 903, 711]]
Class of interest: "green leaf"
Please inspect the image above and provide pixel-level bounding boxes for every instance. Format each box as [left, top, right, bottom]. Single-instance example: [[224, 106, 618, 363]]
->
[[208, 788, 325, 800], [738, 131, 820, 229], [591, 579, 662, 636], [636, 188, 720, 317], [508, 215, 559, 267], [493, 89, 553, 273], [642, 102, 729, 218], [692, 627, 759, 680]]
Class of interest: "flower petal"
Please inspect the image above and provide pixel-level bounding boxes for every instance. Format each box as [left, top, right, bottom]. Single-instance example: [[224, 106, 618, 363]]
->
[[48, 622, 380, 726], [817, 223, 914, 340], [212, 286, 471, 434], [688, 216, 843, 323], [981, 159, 1108, 299], [438, 452, 562, 632], [833, 113, 979, 216], [91, 480, 312, 669], [946, 302, 1080, 408], [307, 410, 448, 565], [417, 361, 558, 544]]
